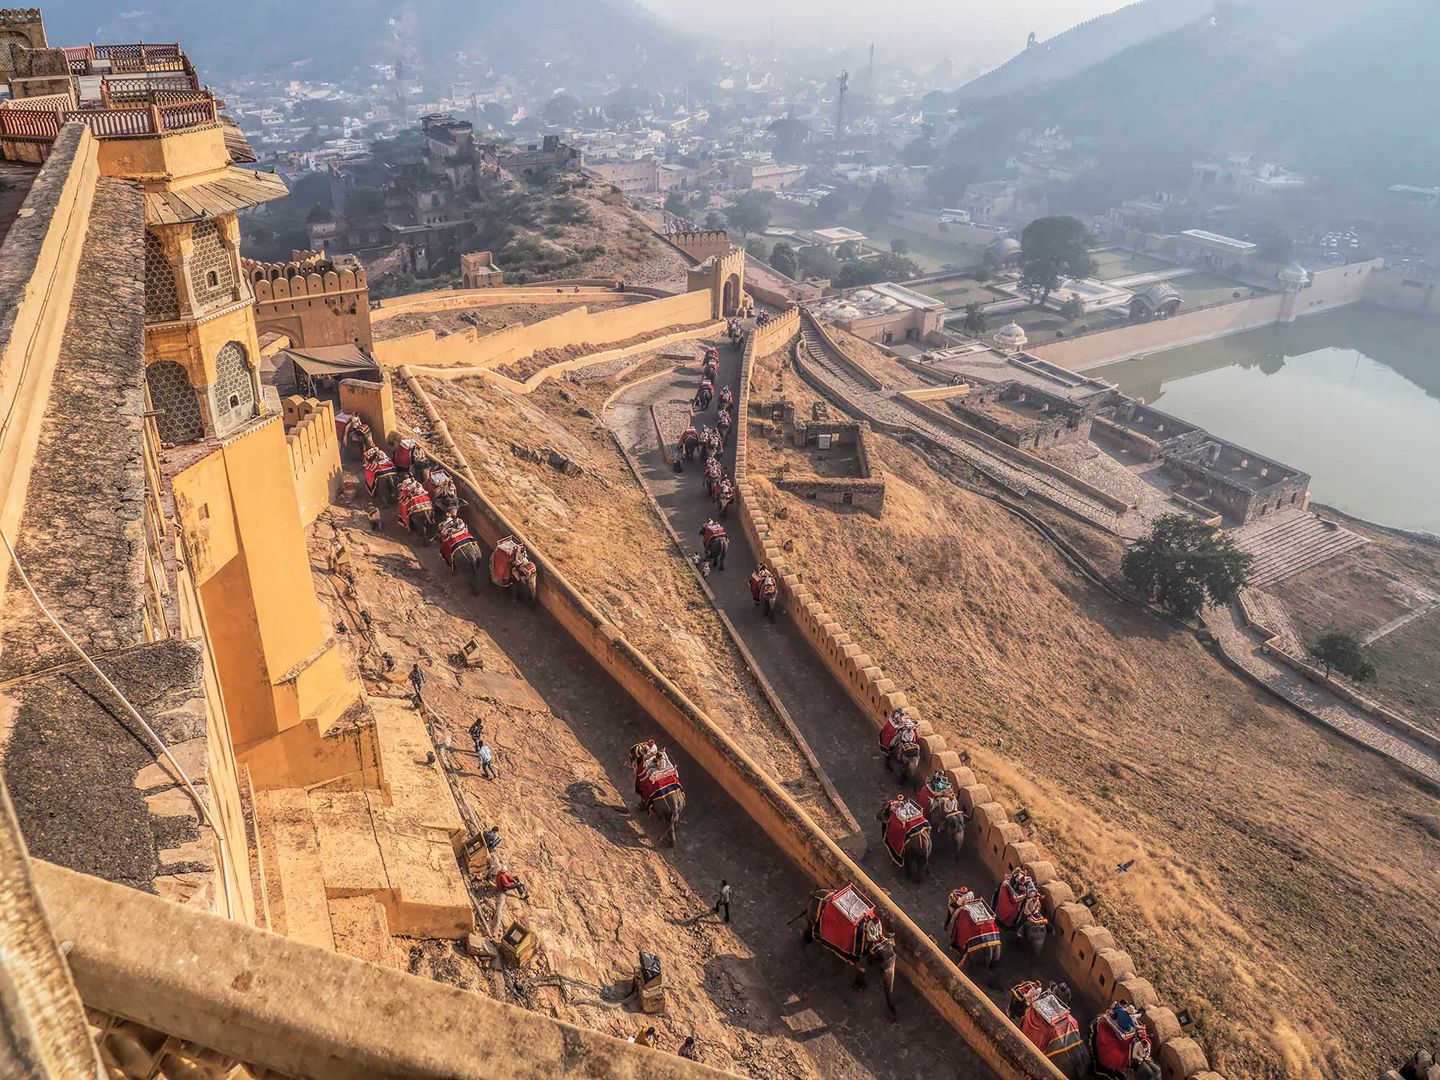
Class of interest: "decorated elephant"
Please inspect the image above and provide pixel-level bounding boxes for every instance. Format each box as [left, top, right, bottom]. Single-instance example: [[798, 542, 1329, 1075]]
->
[[438, 516, 484, 595], [630, 740, 686, 847], [946, 888, 1002, 972], [878, 796, 931, 882], [802, 884, 896, 1015], [343, 415, 376, 460], [1008, 981, 1089, 1079]]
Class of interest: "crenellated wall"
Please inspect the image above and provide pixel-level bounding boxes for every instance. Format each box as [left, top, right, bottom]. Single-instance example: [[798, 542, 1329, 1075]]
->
[[729, 321, 1220, 1078], [244, 254, 372, 350], [665, 229, 731, 264], [280, 396, 342, 527]]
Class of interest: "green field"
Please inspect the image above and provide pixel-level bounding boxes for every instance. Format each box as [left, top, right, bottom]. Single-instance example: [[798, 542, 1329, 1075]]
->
[[912, 277, 1011, 309], [856, 221, 986, 275], [1174, 272, 1265, 307], [1089, 248, 1174, 280]]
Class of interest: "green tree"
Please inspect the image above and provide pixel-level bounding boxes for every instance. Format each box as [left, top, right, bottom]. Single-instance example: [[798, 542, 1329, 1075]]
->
[[798, 245, 840, 280], [926, 162, 970, 206], [962, 302, 987, 336], [834, 252, 921, 288], [1308, 631, 1378, 682], [1257, 229, 1295, 264], [768, 115, 811, 161], [816, 188, 852, 218], [861, 181, 897, 221], [1059, 295, 1085, 320], [725, 193, 772, 239], [836, 240, 864, 261], [1019, 216, 1096, 307], [704, 210, 727, 231], [769, 241, 799, 279], [664, 190, 687, 217], [1122, 515, 1251, 619], [890, 238, 911, 255]]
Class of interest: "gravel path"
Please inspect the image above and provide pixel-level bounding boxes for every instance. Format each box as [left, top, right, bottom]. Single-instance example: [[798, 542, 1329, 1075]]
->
[[1203, 601, 1440, 782]]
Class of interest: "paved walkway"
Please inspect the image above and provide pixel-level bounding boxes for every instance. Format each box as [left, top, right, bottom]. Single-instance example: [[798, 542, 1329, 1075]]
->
[[1204, 602, 1440, 783], [605, 335, 1104, 1032]]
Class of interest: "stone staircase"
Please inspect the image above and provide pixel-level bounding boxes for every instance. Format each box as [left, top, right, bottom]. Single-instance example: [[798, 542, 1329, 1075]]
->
[[1230, 509, 1368, 588]]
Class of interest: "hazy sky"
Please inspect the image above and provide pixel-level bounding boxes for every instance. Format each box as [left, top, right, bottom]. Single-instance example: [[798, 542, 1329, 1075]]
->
[[637, 0, 1133, 62]]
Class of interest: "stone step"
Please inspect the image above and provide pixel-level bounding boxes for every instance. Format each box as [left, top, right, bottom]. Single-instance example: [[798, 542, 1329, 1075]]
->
[[254, 788, 336, 952]]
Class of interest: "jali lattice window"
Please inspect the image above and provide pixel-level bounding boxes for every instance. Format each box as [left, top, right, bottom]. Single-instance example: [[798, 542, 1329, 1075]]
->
[[146, 361, 204, 444], [212, 341, 255, 434], [144, 231, 180, 322], [188, 220, 235, 307]]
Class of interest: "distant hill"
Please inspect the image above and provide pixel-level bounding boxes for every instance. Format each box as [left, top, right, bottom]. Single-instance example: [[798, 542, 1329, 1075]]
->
[[958, 0, 1440, 196], [955, 0, 1218, 101], [43, 0, 690, 83]]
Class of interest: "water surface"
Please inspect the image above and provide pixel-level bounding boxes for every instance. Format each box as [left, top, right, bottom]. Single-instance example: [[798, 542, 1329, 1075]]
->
[[1093, 306, 1440, 534]]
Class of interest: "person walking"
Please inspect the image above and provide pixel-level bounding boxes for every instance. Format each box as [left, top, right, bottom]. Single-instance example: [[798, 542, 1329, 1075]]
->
[[712, 880, 731, 924], [476, 739, 498, 781], [408, 662, 426, 706]]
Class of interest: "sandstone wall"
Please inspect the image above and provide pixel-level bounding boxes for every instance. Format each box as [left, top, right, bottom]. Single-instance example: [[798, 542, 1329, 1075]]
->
[[280, 396, 343, 527], [373, 290, 713, 370], [1364, 267, 1440, 315]]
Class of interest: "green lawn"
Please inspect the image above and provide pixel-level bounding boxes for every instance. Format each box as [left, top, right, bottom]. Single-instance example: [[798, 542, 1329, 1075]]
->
[[855, 221, 986, 275], [1005, 305, 1127, 340], [1089, 248, 1174, 281], [912, 277, 1011, 309], [1174, 272, 1265, 307]]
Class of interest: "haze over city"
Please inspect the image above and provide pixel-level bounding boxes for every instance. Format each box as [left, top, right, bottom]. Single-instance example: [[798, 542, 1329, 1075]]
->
[[1, 1, 1439, 1078]]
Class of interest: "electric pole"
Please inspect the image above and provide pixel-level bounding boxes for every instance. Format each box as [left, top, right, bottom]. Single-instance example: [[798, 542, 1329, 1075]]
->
[[868, 43, 875, 92], [834, 69, 848, 167]]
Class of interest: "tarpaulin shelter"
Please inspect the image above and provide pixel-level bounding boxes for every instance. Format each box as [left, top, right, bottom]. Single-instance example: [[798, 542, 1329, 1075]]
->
[[271, 344, 381, 398]]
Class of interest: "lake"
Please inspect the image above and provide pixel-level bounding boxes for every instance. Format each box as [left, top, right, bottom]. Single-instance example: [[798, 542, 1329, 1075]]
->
[[1092, 306, 1440, 535]]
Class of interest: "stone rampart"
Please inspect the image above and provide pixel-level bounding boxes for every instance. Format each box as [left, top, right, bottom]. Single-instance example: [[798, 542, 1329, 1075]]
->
[[399, 367, 1064, 1080], [280, 396, 342, 527], [665, 229, 731, 264], [245, 255, 372, 350], [730, 324, 1219, 1077], [373, 289, 713, 370], [371, 282, 642, 322]]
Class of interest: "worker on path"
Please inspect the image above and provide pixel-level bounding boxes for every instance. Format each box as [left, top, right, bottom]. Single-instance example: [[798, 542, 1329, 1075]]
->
[[408, 662, 426, 705]]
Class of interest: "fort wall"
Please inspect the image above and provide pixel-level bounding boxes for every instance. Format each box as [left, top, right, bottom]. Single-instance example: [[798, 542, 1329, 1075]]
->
[[372, 289, 713, 370], [1027, 262, 1380, 370], [280, 396, 343, 527], [1364, 267, 1440, 315], [728, 323, 1216, 1075], [245, 255, 372, 350], [371, 283, 644, 323], [0, 123, 96, 594], [398, 364, 1065, 1080], [665, 229, 730, 264]]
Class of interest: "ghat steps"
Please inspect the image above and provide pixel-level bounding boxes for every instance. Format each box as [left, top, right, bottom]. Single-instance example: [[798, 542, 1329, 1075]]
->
[[1230, 509, 1368, 588]]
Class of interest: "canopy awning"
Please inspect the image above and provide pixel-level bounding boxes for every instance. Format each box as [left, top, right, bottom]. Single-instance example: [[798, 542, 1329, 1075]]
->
[[279, 344, 381, 379]]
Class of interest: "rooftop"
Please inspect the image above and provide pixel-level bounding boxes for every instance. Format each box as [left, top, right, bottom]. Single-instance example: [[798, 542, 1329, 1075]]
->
[[813, 281, 946, 321], [1180, 228, 1257, 253]]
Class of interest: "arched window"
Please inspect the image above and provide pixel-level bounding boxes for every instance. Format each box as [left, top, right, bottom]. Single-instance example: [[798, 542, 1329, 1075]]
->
[[212, 342, 255, 433], [146, 361, 205, 444]]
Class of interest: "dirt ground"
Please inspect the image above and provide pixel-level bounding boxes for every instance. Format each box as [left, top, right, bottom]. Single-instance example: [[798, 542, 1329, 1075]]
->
[[374, 299, 633, 342], [747, 346, 1440, 1078], [1270, 506, 1440, 735]]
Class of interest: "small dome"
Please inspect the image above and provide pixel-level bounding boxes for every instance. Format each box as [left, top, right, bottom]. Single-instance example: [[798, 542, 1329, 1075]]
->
[[1278, 261, 1310, 286], [989, 237, 1022, 257], [993, 321, 1028, 349]]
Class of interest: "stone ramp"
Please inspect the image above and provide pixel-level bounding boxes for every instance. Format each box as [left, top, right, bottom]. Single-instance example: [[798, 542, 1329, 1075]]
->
[[1230, 509, 1368, 588]]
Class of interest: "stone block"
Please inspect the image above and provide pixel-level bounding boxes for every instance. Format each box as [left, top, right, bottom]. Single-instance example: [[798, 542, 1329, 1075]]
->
[[1091, 948, 1136, 1000], [1112, 974, 1159, 1009], [958, 785, 992, 812], [1143, 1006, 1183, 1044], [1158, 1037, 1208, 1080], [1039, 879, 1074, 914], [1052, 902, 1092, 941], [1023, 859, 1056, 887], [919, 734, 946, 765], [982, 820, 1024, 876], [1003, 841, 1040, 876], [969, 801, 1006, 834], [1062, 924, 1114, 984], [886, 691, 908, 710]]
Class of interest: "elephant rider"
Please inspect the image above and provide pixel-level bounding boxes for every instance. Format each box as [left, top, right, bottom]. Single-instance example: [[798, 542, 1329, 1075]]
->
[[678, 425, 699, 455], [409, 443, 432, 481], [876, 792, 907, 832], [699, 376, 714, 396], [878, 706, 918, 757], [946, 885, 978, 935], [994, 867, 1036, 931], [917, 770, 952, 815], [700, 519, 727, 548], [362, 446, 395, 489], [1094, 1001, 1154, 1077], [749, 565, 775, 605]]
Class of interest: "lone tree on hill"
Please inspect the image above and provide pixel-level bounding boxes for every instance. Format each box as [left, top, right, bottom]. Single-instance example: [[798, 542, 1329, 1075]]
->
[[1308, 630, 1378, 682], [1019, 216, 1096, 307], [1122, 514, 1251, 620], [961, 302, 987, 337]]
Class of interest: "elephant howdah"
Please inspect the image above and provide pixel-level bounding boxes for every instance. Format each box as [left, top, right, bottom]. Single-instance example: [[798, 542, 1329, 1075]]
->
[[630, 739, 685, 847], [1010, 981, 1088, 1077], [1091, 1003, 1160, 1080], [948, 892, 1002, 963], [882, 798, 929, 866]]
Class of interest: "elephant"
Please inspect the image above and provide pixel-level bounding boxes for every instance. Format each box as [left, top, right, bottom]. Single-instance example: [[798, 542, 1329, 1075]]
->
[[680, 430, 701, 461], [369, 470, 399, 505], [704, 534, 729, 571], [947, 903, 1003, 973], [716, 411, 732, 445], [695, 386, 713, 410], [884, 738, 923, 790], [1089, 1010, 1161, 1080], [510, 558, 539, 606], [802, 889, 896, 1015], [714, 480, 735, 518], [446, 539, 485, 595], [1017, 893, 1049, 957], [901, 826, 931, 882], [406, 505, 438, 546], [1007, 984, 1089, 1079], [630, 743, 684, 847], [343, 418, 375, 460], [927, 795, 967, 859]]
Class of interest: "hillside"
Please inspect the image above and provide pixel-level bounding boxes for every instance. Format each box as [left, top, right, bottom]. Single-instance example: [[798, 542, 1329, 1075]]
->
[[955, 0, 1216, 100], [958, 0, 1440, 196], [46, 0, 690, 82]]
